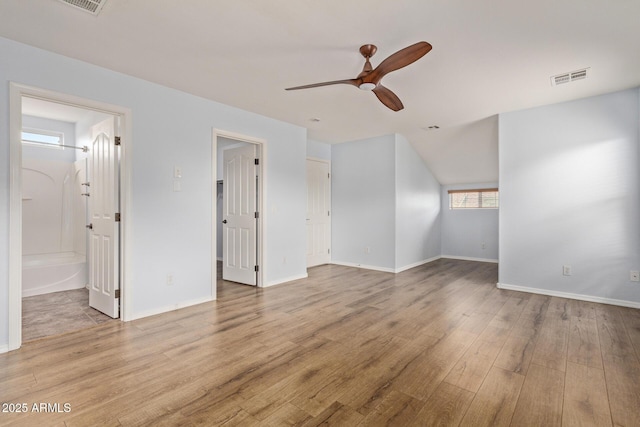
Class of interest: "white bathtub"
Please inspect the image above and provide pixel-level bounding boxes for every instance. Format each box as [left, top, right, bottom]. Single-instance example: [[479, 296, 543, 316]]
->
[[22, 252, 87, 297]]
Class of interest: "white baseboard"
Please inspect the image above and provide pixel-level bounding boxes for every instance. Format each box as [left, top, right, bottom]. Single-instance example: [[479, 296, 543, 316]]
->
[[0, 344, 9, 354], [264, 272, 309, 288], [395, 256, 442, 273], [331, 256, 441, 274], [129, 296, 215, 321], [330, 261, 396, 273], [441, 255, 498, 264], [497, 283, 640, 309]]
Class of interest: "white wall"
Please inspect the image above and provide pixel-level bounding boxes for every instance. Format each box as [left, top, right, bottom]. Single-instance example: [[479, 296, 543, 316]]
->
[[332, 135, 396, 270], [499, 88, 640, 306], [332, 133, 442, 272], [395, 135, 441, 270], [441, 183, 499, 262], [307, 138, 331, 160], [0, 37, 308, 348]]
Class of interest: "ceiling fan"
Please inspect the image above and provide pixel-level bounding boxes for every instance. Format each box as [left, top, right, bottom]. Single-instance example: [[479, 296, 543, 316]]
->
[[285, 41, 432, 111]]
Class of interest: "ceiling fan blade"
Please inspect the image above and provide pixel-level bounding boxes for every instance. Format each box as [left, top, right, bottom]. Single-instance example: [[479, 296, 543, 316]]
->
[[285, 79, 358, 90], [367, 41, 432, 83], [372, 85, 404, 111]]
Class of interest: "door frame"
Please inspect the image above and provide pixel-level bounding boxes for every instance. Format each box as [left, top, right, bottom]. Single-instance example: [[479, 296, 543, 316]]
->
[[8, 83, 133, 351], [212, 129, 265, 290]]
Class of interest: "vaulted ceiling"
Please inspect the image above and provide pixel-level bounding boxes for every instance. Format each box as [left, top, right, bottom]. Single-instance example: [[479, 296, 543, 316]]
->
[[1, 0, 639, 184]]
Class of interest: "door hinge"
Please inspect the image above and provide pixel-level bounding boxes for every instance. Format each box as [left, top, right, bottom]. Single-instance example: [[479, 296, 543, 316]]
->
[[254, 265, 259, 272], [254, 211, 259, 219], [115, 289, 120, 299], [115, 213, 121, 222], [328, 172, 330, 179], [328, 248, 330, 254], [328, 210, 330, 216], [254, 158, 259, 165], [114, 136, 121, 146]]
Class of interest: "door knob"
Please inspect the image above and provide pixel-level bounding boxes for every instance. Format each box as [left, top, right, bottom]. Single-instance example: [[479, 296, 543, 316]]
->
[[222, 219, 227, 224], [86, 223, 93, 230]]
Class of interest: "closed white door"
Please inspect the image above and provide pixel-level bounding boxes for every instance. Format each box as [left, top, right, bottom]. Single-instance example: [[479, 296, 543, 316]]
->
[[88, 117, 120, 318], [306, 159, 331, 267], [223, 144, 257, 285]]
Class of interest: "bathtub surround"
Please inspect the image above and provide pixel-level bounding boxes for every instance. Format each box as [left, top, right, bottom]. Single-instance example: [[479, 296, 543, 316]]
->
[[21, 119, 89, 297], [22, 252, 87, 297], [22, 158, 85, 255]]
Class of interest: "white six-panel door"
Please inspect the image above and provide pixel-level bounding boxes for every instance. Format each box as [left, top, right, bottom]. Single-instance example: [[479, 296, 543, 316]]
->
[[88, 117, 120, 318], [306, 159, 331, 267], [223, 144, 257, 285]]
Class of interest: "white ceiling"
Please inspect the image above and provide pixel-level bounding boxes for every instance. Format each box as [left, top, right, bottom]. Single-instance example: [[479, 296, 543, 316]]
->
[[1, 0, 639, 184]]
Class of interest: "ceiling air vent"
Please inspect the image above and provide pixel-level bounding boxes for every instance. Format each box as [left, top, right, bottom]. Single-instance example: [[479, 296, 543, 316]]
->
[[58, 0, 107, 15], [551, 68, 590, 86]]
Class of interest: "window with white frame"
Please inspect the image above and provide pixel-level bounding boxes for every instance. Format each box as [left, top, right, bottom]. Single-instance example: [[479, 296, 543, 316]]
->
[[449, 188, 499, 209], [21, 128, 64, 149]]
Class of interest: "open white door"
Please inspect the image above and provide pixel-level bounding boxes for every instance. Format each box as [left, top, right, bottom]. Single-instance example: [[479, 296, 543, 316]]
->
[[88, 117, 120, 317], [222, 144, 257, 285], [306, 159, 331, 267]]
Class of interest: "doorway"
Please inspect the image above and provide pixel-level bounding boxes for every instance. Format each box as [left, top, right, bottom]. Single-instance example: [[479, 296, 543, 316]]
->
[[213, 130, 264, 289], [306, 158, 331, 267], [8, 83, 132, 351]]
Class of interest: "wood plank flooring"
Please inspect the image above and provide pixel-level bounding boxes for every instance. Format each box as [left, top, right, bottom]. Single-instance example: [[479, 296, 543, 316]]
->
[[1, 259, 639, 426]]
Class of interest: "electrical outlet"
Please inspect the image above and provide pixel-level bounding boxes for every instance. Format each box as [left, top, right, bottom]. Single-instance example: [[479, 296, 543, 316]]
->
[[563, 265, 572, 276], [365, 246, 371, 254], [631, 271, 640, 282], [481, 243, 486, 250], [167, 273, 174, 286]]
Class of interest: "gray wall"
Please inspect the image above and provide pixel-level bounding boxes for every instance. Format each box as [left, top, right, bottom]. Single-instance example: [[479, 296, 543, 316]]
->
[[441, 183, 499, 261], [0, 37, 308, 348], [499, 88, 640, 305]]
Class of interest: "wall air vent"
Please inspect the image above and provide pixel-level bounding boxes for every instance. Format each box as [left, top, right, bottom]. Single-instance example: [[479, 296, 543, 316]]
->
[[551, 68, 590, 86], [58, 0, 108, 15]]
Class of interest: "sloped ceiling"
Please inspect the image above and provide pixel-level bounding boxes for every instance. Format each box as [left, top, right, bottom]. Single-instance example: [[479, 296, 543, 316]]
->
[[1, 0, 639, 184]]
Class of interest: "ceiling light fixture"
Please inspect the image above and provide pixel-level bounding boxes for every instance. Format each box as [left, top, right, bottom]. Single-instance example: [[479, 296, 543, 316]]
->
[[358, 83, 377, 91]]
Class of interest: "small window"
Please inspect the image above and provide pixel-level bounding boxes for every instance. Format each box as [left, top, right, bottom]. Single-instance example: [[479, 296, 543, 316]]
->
[[449, 188, 499, 209], [21, 128, 64, 149]]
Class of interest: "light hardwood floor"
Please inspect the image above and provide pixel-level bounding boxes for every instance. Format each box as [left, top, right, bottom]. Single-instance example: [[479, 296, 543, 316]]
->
[[1, 259, 639, 426]]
